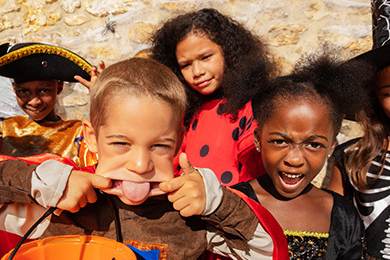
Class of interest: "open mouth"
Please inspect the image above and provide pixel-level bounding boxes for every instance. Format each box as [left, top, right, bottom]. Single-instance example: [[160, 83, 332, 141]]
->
[[278, 171, 304, 186]]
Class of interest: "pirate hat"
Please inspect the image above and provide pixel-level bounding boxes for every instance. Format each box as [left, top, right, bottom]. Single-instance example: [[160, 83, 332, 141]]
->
[[348, 0, 390, 71], [0, 42, 92, 84]]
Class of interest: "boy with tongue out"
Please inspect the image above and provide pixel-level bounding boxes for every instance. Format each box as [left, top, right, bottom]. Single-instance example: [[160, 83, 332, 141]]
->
[[0, 58, 288, 259]]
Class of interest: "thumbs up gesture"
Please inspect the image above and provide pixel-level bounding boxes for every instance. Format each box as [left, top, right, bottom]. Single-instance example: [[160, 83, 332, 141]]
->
[[159, 153, 206, 217]]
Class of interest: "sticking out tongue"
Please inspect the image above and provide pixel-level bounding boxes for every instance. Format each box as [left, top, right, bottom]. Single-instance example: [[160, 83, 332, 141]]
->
[[121, 180, 151, 203]]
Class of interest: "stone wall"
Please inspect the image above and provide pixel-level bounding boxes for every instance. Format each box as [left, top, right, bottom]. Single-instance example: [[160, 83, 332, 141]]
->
[[0, 0, 371, 125]]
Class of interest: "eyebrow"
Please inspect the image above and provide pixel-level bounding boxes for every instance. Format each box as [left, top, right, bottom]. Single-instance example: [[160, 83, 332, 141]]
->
[[269, 132, 329, 142]]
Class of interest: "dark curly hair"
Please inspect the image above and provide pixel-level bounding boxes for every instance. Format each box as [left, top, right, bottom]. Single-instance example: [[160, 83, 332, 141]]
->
[[252, 54, 374, 137], [151, 8, 273, 127]]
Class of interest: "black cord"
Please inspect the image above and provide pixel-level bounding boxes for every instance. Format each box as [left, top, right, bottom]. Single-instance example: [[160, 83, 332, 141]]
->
[[108, 196, 123, 243], [8, 207, 56, 260]]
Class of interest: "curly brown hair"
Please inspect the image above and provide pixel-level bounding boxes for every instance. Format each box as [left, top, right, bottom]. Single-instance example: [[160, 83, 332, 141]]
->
[[151, 8, 273, 127]]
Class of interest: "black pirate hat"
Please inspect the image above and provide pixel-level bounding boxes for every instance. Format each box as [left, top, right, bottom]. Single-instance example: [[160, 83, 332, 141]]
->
[[0, 42, 92, 84]]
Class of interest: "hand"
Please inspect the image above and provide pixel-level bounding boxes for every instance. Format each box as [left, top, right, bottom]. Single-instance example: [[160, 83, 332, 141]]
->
[[159, 153, 205, 217], [74, 60, 106, 89], [56, 170, 111, 214]]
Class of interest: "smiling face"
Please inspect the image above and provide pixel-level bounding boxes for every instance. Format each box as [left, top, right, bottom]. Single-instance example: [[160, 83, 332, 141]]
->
[[13, 80, 62, 121], [85, 94, 181, 205], [255, 97, 336, 199], [176, 32, 225, 95], [377, 66, 390, 119]]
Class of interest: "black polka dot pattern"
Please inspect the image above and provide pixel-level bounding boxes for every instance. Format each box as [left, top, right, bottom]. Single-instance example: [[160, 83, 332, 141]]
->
[[200, 144, 209, 157], [239, 116, 247, 129], [192, 119, 198, 131], [221, 171, 233, 184], [217, 103, 226, 115], [232, 128, 240, 141]]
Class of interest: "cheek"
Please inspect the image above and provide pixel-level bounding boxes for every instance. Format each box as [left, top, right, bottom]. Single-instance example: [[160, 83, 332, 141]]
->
[[381, 98, 390, 117], [152, 154, 174, 178], [180, 69, 192, 83], [261, 147, 281, 172]]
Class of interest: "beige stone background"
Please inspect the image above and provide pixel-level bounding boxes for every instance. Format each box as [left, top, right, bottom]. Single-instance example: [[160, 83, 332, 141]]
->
[[0, 0, 371, 186], [0, 0, 372, 123]]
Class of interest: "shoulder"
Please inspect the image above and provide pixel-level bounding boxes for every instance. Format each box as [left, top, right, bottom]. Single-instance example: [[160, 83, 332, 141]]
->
[[231, 181, 259, 202]]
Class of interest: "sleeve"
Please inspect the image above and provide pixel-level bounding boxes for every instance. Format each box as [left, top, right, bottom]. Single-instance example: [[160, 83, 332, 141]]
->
[[0, 159, 37, 204], [327, 194, 365, 260], [202, 188, 273, 259]]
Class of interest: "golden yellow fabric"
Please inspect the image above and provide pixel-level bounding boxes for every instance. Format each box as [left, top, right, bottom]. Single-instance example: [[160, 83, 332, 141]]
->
[[0, 115, 97, 167]]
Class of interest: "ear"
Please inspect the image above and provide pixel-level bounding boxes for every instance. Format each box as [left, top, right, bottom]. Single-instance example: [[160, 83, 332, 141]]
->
[[253, 127, 261, 152], [82, 120, 98, 153], [56, 81, 64, 94]]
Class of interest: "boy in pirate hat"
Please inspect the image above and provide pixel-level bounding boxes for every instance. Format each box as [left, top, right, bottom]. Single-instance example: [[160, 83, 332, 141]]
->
[[0, 42, 98, 256], [0, 42, 97, 164], [329, 0, 390, 258]]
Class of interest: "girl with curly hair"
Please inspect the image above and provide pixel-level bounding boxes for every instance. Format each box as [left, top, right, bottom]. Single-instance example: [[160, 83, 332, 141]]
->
[[151, 8, 272, 186]]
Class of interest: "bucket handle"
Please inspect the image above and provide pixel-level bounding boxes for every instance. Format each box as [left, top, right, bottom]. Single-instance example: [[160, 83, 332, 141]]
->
[[8, 192, 123, 260]]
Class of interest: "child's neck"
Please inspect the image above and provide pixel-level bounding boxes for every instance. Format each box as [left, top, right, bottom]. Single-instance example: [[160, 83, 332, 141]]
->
[[35, 111, 60, 123]]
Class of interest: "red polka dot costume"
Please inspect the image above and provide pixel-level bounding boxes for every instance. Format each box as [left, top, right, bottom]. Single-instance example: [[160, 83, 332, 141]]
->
[[176, 99, 264, 186]]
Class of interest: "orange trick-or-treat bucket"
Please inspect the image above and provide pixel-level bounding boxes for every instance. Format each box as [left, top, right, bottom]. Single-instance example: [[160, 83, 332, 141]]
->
[[2, 235, 136, 260]]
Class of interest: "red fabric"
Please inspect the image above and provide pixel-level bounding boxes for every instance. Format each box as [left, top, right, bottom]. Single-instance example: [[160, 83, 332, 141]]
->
[[175, 99, 264, 186], [203, 188, 288, 260], [229, 188, 289, 260], [0, 154, 95, 257]]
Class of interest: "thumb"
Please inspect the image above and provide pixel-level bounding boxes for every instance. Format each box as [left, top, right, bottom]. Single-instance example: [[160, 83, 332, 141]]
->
[[90, 174, 112, 189], [179, 153, 197, 175], [159, 175, 185, 193]]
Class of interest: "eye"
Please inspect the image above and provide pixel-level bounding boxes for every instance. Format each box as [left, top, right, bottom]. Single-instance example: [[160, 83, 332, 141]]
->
[[304, 142, 325, 150], [151, 143, 174, 153], [15, 89, 30, 97], [201, 54, 212, 61], [39, 88, 53, 95], [269, 139, 288, 146], [109, 141, 130, 148], [179, 63, 190, 69]]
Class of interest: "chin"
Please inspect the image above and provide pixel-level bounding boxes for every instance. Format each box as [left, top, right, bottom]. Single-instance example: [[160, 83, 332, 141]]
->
[[119, 196, 149, 206]]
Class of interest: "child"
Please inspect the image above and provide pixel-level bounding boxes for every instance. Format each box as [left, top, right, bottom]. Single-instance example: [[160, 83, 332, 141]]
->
[[0, 42, 97, 256], [0, 58, 289, 259], [329, 2, 390, 258], [151, 8, 272, 186], [0, 42, 96, 165], [232, 54, 369, 259]]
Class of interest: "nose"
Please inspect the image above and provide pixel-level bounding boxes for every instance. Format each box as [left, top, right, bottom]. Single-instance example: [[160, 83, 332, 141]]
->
[[28, 96, 43, 107], [126, 148, 154, 175], [284, 145, 305, 168], [192, 61, 205, 78]]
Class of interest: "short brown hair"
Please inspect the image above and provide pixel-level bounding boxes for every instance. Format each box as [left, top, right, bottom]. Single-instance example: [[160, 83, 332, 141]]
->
[[90, 58, 187, 130]]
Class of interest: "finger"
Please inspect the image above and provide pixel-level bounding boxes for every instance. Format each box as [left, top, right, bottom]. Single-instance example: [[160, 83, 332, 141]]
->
[[98, 61, 106, 72], [78, 196, 88, 209], [179, 205, 199, 218], [86, 188, 97, 204], [54, 209, 63, 216], [74, 75, 91, 88], [171, 196, 191, 212], [166, 189, 185, 203], [91, 175, 112, 189], [159, 176, 185, 193], [179, 153, 197, 175]]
